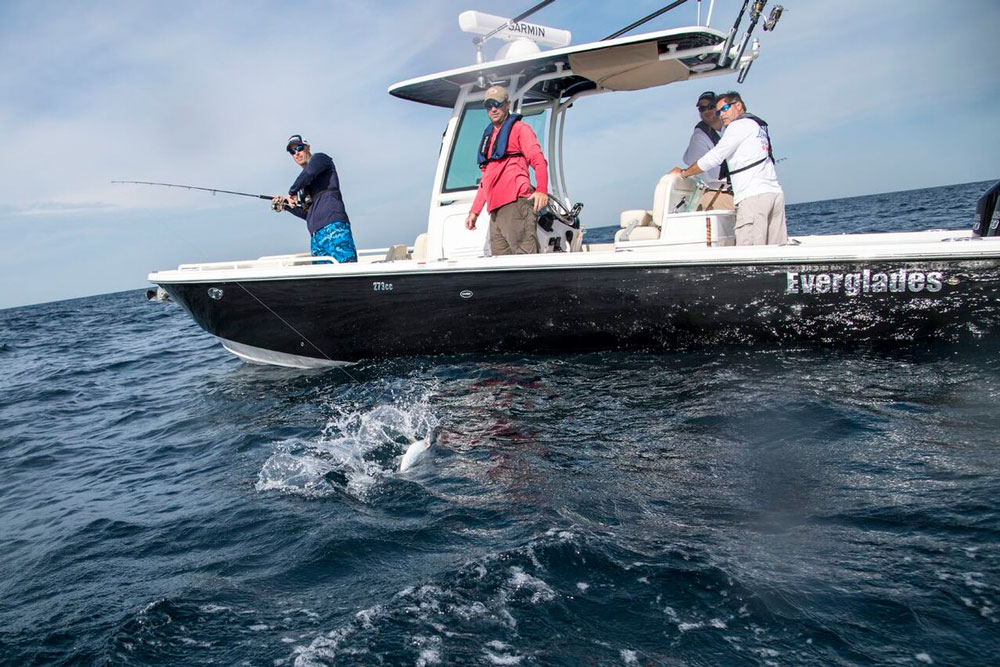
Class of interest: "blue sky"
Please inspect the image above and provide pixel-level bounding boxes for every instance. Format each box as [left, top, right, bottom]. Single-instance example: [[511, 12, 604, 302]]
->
[[1, 0, 998, 309]]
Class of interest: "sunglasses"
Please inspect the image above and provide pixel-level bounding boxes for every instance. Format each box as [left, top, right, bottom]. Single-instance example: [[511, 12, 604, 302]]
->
[[697, 104, 714, 111], [287, 144, 306, 155], [715, 103, 735, 116], [483, 99, 506, 110]]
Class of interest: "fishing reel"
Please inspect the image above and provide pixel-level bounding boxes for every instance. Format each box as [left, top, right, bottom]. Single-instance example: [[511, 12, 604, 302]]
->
[[299, 190, 313, 212], [763, 5, 783, 31], [270, 190, 313, 213]]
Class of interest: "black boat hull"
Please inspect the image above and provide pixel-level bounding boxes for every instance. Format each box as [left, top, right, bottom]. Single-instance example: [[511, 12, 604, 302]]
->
[[161, 258, 1000, 364]]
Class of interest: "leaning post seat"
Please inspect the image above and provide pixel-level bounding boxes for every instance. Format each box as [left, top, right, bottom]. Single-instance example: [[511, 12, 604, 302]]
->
[[653, 173, 736, 247], [615, 175, 737, 248], [615, 210, 659, 243]]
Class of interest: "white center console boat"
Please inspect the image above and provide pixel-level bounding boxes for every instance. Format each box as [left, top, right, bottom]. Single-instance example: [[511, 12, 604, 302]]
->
[[148, 2, 1000, 368]]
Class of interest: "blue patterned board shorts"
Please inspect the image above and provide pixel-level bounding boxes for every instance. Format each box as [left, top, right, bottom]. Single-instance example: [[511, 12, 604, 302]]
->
[[310, 221, 358, 263]]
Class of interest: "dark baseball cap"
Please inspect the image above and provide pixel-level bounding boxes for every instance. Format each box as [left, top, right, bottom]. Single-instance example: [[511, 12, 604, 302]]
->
[[697, 91, 716, 104], [286, 134, 308, 149]]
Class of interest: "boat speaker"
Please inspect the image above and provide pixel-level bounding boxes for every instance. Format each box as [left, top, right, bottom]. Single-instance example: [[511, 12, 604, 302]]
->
[[973, 180, 1000, 237]]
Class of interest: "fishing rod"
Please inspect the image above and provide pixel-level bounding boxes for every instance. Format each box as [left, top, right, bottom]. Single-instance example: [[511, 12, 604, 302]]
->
[[112, 179, 292, 211], [717, 0, 749, 67], [112, 180, 275, 201], [731, 0, 766, 71]]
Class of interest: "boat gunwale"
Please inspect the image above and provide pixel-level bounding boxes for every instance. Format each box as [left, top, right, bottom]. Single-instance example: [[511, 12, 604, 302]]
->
[[148, 233, 1000, 285]]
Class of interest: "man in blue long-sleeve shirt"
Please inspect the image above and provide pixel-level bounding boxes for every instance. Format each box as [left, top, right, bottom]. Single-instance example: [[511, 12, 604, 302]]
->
[[272, 134, 358, 263]]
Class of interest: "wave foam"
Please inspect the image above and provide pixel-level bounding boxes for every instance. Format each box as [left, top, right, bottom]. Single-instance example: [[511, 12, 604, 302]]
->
[[256, 396, 439, 500]]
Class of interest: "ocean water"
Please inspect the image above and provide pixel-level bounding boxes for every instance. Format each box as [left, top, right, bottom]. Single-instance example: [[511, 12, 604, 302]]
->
[[1, 180, 998, 666]]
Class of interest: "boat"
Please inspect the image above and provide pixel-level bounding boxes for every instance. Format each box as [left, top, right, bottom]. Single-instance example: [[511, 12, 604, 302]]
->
[[147, 2, 1000, 369]]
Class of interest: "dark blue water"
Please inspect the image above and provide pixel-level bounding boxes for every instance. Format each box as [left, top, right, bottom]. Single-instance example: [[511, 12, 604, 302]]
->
[[1, 181, 997, 666]]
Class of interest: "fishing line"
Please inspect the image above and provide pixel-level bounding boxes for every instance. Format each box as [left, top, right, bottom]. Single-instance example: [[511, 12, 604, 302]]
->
[[122, 181, 352, 378], [234, 281, 361, 384]]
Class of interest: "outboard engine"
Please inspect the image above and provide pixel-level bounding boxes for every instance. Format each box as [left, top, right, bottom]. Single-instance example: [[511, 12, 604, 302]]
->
[[973, 180, 1000, 237]]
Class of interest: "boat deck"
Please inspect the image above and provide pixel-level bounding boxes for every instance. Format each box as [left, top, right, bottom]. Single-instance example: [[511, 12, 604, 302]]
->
[[148, 229, 1000, 285]]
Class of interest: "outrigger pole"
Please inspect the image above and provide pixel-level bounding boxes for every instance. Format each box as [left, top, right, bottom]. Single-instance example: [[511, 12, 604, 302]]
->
[[603, 0, 691, 40], [112, 180, 275, 201]]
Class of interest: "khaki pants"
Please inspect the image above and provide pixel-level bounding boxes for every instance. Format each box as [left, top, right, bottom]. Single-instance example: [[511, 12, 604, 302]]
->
[[490, 198, 538, 255], [735, 192, 787, 245]]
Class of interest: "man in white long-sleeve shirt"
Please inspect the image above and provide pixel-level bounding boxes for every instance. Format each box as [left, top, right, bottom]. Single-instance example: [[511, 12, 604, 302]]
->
[[671, 92, 787, 245]]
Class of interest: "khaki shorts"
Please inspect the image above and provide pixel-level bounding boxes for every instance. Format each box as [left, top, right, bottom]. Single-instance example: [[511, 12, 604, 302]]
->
[[490, 198, 539, 255]]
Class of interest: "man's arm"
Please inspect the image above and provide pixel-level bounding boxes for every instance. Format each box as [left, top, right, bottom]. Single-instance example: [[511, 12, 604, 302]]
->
[[694, 120, 746, 173], [465, 175, 487, 230], [271, 195, 307, 219], [285, 200, 307, 220], [515, 123, 549, 211], [288, 152, 333, 194], [671, 121, 746, 179]]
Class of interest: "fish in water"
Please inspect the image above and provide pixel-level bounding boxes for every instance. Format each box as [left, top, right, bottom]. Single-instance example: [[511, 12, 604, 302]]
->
[[145, 287, 171, 302], [398, 427, 440, 473]]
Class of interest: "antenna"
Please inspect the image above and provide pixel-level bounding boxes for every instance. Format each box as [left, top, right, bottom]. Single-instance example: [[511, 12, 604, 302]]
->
[[460, 10, 570, 64], [705, 0, 717, 27]]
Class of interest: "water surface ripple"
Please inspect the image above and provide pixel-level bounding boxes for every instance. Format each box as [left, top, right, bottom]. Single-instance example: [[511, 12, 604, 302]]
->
[[0, 181, 998, 665]]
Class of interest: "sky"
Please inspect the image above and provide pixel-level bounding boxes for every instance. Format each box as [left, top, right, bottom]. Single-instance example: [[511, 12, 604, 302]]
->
[[1, 0, 998, 310]]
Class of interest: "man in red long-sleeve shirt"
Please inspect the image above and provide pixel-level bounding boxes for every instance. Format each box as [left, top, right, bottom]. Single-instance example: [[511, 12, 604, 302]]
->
[[464, 85, 549, 255]]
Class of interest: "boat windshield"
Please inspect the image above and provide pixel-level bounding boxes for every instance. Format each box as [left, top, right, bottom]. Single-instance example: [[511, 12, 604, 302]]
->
[[443, 102, 549, 193]]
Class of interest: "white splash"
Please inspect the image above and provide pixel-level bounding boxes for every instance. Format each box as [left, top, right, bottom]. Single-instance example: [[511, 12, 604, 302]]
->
[[256, 398, 439, 500]]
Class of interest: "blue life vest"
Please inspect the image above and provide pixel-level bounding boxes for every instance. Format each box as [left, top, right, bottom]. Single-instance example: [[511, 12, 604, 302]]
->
[[477, 114, 524, 167]]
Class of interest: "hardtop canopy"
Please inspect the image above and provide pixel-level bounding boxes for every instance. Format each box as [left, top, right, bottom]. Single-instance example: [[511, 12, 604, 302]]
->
[[388, 26, 734, 108]]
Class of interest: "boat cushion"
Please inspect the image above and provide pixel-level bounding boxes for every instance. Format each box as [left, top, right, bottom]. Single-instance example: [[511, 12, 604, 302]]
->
[[620, 210, 654, 228], [614, 226, 660, 244], [412, 233, 428, 262]]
